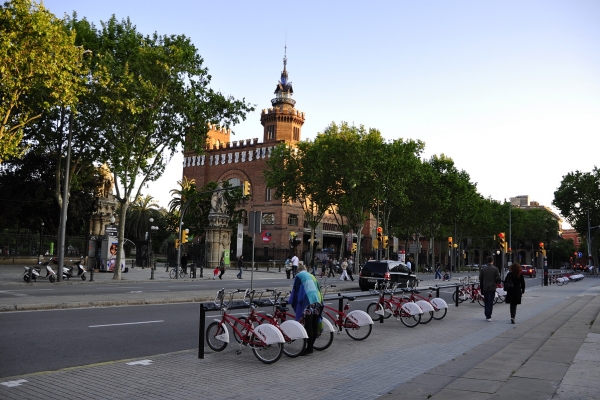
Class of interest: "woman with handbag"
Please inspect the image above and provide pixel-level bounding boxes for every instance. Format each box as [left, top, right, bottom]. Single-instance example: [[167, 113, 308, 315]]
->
[[504, 262, 526, 324]]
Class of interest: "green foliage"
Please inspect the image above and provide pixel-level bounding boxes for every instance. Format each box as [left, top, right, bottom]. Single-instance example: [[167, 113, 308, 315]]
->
[[0, 0, 88, 161], [0, 152, 99, 234]]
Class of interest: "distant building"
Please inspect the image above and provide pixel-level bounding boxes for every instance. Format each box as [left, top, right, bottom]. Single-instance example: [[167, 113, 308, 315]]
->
[[510, 195, 563, 235]]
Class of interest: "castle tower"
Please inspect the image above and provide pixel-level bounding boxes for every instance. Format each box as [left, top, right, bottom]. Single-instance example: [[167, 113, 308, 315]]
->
[[261, 49, 305, 144]]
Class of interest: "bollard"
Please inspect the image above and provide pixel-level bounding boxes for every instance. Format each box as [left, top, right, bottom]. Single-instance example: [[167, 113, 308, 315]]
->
[[131, 259, 135, 269], [455, 285, 460, 307], [90, 264, 94, 282], [199, 304, 206, 359], [200, 265, 203, 278], [190, 265, 196, 279], [150, 266, 155, 280]]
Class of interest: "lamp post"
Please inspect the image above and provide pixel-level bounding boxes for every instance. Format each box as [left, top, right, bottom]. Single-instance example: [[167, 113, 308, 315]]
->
[[149, 218, 157, 280], [39, 221, 44, 256]]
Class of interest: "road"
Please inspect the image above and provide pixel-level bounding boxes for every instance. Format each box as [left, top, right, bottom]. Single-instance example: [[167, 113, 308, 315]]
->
[[0, 274, 543, 378]]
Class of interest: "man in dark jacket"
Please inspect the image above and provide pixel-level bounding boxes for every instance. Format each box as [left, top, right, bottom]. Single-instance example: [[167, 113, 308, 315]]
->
[[479, 256, 500, 322]]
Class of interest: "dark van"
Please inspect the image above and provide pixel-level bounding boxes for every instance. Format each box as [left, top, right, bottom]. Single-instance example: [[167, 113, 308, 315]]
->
[[358, 260, 418, 291]]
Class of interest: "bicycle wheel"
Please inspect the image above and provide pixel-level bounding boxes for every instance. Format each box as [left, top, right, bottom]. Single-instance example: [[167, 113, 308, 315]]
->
[[432, 307, 447, 320], [366, 302, 382, 322], [313, 321, 334, 351], [398, 310, 420, 328], [233, 317, 253, 343], [476, 294, 485, 307], [251, 335, 283, 364], [169, 269, 176, 279], [420, 311, 434, 324], [344, 317, 372, 340], [206, 321, 228, 351], [283, 338, 306, 358]]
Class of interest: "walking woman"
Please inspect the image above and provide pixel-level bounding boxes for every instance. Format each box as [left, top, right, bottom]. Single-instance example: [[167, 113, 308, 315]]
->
[[504, 262, 526, 324]]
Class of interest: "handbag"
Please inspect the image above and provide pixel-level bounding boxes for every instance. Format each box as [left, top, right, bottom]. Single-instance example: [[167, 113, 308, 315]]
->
[[504, 273, 514, 290]]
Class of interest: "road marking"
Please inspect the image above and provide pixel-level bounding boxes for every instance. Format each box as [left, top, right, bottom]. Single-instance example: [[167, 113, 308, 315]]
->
[[129, 291, 143, 293], [0, 291, 28, 297], [1, 379, 28, 387], [89, 320, 164, 328], [153, 290, 170, 292], [96, 287, 141, 289], [126, 360, 153, 366]]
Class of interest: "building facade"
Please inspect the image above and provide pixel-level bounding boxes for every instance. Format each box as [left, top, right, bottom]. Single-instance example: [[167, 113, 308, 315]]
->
[[181, 55, 352, 261]]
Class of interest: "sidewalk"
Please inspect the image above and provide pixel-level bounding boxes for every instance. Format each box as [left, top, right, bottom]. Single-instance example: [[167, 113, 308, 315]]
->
[[0, 271, 598, 399]]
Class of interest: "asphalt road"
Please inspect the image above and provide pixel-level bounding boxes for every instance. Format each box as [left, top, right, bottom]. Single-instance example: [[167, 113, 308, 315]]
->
[[1, 276, 543, 378], [0, 277, 302, 299]]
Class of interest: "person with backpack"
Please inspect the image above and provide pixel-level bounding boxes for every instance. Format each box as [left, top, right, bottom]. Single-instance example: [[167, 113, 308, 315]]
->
[[504, 262, 526, 324]]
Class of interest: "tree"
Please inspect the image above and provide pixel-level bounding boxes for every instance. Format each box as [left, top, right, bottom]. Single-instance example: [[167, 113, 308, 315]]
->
[[124, 195, 160, 241], [85, 16, 253, 279], [553, 167, 600, 266], [0, 0, 88, 161]]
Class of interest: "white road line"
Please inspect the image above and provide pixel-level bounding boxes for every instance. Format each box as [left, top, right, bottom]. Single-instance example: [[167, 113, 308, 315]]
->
[[0, 379, 28, 387], [96, 287, 142, 289], [153, 290, 170, 292], [89, 320, 164, 328]]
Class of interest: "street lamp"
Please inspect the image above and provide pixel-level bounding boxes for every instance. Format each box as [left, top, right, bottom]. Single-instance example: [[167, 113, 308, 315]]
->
[[56, 49, 93, 282], [149, 218, 155, 279], [39, 221, 44, 256]]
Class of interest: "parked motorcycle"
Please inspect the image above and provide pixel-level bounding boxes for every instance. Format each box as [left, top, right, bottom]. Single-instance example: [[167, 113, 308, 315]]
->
[[23, 261, 57, 283], [51, 257, 87, 281]]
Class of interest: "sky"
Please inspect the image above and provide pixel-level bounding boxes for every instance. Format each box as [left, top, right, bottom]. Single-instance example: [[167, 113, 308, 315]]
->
[[44, 0, 600, 222]]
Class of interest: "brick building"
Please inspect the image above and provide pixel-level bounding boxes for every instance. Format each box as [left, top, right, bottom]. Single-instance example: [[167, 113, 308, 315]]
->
[[181, 54, 354, 261]]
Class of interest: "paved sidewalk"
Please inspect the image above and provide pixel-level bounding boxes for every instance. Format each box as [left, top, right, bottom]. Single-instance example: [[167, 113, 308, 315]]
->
[[0, 273, 598, 399]]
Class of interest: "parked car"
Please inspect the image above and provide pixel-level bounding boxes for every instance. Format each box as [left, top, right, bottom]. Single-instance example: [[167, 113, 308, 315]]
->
[[520, 264, 536, 278], [358, 260, 418, 291]]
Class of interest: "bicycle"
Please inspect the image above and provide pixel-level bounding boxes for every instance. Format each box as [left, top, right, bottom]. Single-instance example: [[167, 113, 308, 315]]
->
[[205, 289, 285, 364], [404, 288, 448, 322], [366, 282, 423, 327], [320, 285, 374, 341], [236, 289, 308, 358], [169, 266, 185, 279]]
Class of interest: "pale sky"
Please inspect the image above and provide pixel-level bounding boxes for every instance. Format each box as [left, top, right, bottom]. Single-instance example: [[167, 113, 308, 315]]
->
[[45, 0, 600, 220]]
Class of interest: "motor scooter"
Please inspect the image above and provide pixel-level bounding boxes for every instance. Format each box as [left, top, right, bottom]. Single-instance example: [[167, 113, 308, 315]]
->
[[23, 261, 57, 283], [51, 257, 87, 281]]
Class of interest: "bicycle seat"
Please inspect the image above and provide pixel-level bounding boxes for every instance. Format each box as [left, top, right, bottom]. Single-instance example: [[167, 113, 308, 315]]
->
[[413, 290, 420, 294], [342, 295, 356, 301]]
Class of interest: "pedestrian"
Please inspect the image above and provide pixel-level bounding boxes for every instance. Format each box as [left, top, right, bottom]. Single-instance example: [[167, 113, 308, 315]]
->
[[291, 254, 299, 277], [310, 256, 318, 275], [285, 256, 292, 279], [289, 263, 323, 356], [340, 258, 350, 281], [406, 259, 412, 273], [236, 255, 244, 279], [479, 256, 501, 322], [218, 255, 226, 279], [347, 256, 355, 281], [213, 265, 219, 279], [327, 258, 335, 277], [321, 258, 327, 277], [180, 253, 188, 275], [504, 262, 526, 324], [435, 263, 442, 280]]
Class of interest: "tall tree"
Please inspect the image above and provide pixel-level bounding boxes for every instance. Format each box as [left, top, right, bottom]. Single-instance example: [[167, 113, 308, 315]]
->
[[553, 167, 600, 266], [0, 0, 88, 161], [85, 16, 253, 279]]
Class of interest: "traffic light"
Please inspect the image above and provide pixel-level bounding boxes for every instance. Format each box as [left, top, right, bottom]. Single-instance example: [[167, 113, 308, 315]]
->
[[539, 242, 546, 256], [351, 243, 357, 253], [372, 239, 379, 249], [498, 232, 506, 252], [175, 239, 180, 249], [181, 229, 189, 244], [242, 180, 251, 196], [383, 236, 389, 248], [447, 237, 453, 249]]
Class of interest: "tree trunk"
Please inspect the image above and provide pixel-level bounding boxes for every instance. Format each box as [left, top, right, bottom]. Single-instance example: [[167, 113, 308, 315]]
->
[[113, 200, 129, 280]]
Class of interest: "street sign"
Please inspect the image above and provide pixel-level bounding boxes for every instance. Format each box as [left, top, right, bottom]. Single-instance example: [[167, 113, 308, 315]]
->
[[578, 252, 582, 258], [261, 230, 272, 243]]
